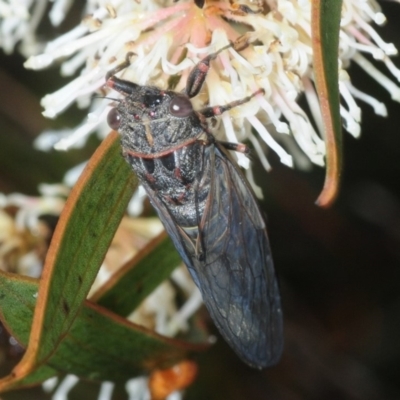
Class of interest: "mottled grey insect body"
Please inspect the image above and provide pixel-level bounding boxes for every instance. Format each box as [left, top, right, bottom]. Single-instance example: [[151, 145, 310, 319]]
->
[[106, 44, 283, 369]]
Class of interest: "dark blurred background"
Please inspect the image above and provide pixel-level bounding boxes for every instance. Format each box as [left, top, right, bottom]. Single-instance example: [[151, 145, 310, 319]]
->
[[1, 1, 400, 399]]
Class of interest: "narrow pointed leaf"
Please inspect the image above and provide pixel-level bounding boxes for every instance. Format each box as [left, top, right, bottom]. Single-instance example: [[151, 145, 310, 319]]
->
[[311, 0, 343, 207], [0, 272, 208, 390], [1, 132, 137, 387]]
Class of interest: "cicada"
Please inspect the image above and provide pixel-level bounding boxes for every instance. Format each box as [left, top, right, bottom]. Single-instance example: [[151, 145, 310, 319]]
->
[[105, 43, 283, 369]]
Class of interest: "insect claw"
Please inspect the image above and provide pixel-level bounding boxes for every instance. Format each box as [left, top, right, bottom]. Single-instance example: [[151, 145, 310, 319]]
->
[[233, 32, 258, 52], [105, 52, 136, 81], [218, 141, 250, 155]]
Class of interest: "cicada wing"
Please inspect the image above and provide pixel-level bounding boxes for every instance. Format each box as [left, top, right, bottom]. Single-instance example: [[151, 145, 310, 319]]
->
[[193, 144, 283, 368], [141, 144, 283, 369]]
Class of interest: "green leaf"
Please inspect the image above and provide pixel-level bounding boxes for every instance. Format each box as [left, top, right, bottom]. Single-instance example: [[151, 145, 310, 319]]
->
[[311, 0, 343, 207], [92, 232, 182, 316], [0, 272, 57, 388], [0, 132, 138, 389], [0, 272, 207, 388], [34, 132, 138, 360]]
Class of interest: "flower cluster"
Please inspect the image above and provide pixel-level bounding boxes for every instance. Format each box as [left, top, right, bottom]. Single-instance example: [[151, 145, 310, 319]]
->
[[11, 0, 399, 178], [0, 184, 67, 276]]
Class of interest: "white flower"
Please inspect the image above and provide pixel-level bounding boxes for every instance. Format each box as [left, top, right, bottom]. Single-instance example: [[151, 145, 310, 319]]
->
[[0, 184, 67, 276], [15, 0, 399, 174], [125, 266, 202, 337], [42, 374, 184, 400], [0, 0, 75, 56]]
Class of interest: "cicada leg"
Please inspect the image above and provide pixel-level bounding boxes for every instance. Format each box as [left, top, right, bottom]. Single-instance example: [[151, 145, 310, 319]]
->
[[185, 34, 254, 98], [217, 141, 250, 155], [198, 88, 265, 118], [197, 88, 264, 155], [105, 52, 136, 81], [105, 53, 140, 95], [185, 45, 231, 98]]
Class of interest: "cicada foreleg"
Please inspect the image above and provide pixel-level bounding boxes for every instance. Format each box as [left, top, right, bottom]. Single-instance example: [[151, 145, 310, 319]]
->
[[198, 88, 265, 118], [198, 89, 265, 155], [105, 52, 136, 81], [105, 52, 141, 97], [185, 44, 231, 98], [217, 141, 250, 155], [185, 33, 254, 98]]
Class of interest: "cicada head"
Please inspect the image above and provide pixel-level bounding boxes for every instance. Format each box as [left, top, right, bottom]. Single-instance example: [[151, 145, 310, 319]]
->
[[106, 76, 204, 154]]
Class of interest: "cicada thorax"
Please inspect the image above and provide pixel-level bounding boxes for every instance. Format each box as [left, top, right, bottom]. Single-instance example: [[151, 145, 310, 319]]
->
[[123, 140, 212, 229]]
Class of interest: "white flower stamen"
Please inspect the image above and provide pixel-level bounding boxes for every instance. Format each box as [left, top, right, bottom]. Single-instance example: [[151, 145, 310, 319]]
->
[[98, 381, 114, 400], [340, 105, 361, 138], [346, 81, 387, 116], [303, 77, 324, 135], [52, 374, 79, 400], [247, 115, 293, 167], [48, 0, 74, 27], [339, 81, 362, 123], [248, 132, 272, 172], [353, 52, 400, 102]]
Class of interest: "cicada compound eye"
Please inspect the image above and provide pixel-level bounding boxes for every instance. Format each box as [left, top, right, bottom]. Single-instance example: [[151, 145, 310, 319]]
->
[[107, 107, 121, 130], [169, 95, 193, 118]]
